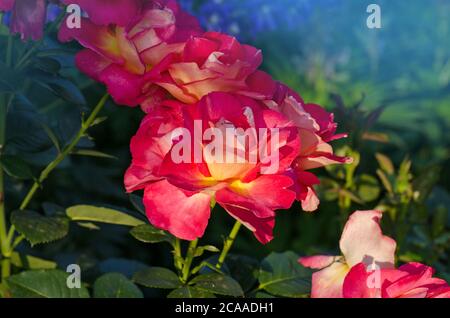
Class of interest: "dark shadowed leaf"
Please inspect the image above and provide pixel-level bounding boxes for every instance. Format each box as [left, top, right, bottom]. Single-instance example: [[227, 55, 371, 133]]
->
[[7, 270, 90, 298], [130, 224, 174, 245], [11, 210, 69, 246], [133, 267, 182, 289], [190, 273, 243, 297], [168, 287, 215, 298], [0, 155, 33, 180], [93, 273, 143, 298], [258, 251, 311, 298]]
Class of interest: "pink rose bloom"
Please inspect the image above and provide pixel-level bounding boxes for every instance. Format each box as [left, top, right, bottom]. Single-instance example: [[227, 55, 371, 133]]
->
[[149, 31, 276, 104], [1, 0, 47, 40], [299, 210, 397, 298], [58, 0, 202, 108], [267, 83, 351, 212], [344, 262, 450, 298], [125, 92, 300, 243]]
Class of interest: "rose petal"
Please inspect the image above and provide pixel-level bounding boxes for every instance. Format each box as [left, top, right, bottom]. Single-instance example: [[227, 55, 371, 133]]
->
[[340, 210, 397, 268], [143, 180, 211, 241]]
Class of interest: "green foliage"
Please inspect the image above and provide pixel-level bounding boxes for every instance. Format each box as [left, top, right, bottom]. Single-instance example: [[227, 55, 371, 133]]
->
[[133, 267, 182, 289], [66, 205, 145, 227], [130, 224, 174, 245], [257, 252, 311, 298], [7, 270, 90, 298], [189, 273, 243, 297], [93, 273, 143, 298], [10, 210, 69, 246]]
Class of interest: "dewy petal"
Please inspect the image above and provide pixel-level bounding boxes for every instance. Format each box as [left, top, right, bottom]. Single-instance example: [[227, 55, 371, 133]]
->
[[61, 0, 143, 26], [10, 0, 46, 41], [143, 180, 211, 241], [340, 210, 397, 268]]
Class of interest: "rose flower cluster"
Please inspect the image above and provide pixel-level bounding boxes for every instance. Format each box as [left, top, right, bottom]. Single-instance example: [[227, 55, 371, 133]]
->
[[58, 0, 351, 244], [2, 0, 448, 299]]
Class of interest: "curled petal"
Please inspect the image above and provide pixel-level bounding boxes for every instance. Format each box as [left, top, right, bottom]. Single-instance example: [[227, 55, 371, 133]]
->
[[340, 210, 397, 268]]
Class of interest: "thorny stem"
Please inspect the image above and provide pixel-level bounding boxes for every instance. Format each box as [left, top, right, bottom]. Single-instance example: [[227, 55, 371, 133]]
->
[[216, 221, 242, 270], [181, 239, 199, 283], [5, 94, 110, 255]]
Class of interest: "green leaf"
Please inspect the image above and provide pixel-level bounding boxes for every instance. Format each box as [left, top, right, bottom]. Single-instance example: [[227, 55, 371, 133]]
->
[[66, 205, 145, 227], [10, 210, 69, 246], [71, 149, 117, 159], [93, 273, 143, 298], [225, 255, 259, 292], [376, 153, 395, 175], [7, 270, 90, 298], [0, 155, 33, 180], [0, 61, 22, 92], [432, 206, 447, 237], [41, 123, 61, 152], [89, 116, 108, 127], [129, 194, 145, 215], [356, 174, 380, 202], [258, 251, 311, 298], [10, 252, 57, 270], [413, 166, 441, 203], [190, 273, 243, 297], [255, 292, 276, 298], [76, 222, 100, 230], [133, 267, 182, 289], [130, 224, 174, 245], [168, 287, 216, 298], [30, 71, 86, 106], [194, 245, 220, 257], [33, 57, 61, 74]]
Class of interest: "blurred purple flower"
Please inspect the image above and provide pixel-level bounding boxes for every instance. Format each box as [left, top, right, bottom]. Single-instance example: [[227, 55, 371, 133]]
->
[[0, 0, 61, 41]]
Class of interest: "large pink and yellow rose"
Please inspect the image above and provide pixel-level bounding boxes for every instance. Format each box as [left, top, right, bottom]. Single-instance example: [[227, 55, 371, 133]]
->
[[125, 92, 300, 243], [58, 0, 202, 108]]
